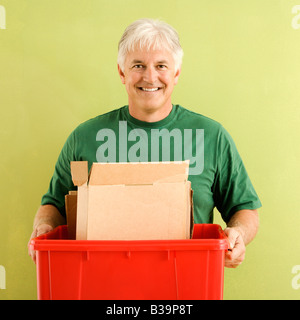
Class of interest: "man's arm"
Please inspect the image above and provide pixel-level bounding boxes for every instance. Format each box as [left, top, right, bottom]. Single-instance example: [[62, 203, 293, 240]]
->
[[224, 209, 259, 268], [28, 204, 66, 263]]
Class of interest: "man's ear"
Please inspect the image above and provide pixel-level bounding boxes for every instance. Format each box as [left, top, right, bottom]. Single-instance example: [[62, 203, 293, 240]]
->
[[118, 64, 126, 84], [174, 66, 182, 86]]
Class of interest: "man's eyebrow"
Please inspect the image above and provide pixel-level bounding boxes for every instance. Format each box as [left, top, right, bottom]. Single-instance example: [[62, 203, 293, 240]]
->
[[157, 60, 169, 64], [131, 59, 144, 64], [130, 59, 169, 65]]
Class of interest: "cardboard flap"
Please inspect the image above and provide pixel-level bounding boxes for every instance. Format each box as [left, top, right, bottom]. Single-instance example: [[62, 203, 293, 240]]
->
[[88, 161, 190, 185], [71, 161, 88, 186]]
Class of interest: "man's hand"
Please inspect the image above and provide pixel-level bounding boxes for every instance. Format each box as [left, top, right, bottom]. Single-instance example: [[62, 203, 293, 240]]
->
[[28, 204, 66, 264], [28, 224, 54, 263], [223, 209, 259, 268], [224, 227, 245, 268]]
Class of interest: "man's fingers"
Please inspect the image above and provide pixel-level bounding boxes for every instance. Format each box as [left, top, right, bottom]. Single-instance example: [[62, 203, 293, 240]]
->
[[225, 248, 245, 267], [224, 227, 246, 268], [28, 224, 53, 264]]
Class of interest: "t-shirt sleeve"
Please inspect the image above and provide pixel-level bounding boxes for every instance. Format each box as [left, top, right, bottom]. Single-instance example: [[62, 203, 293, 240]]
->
[[41, 130, 77, 217], [213, 126, 262, 223]]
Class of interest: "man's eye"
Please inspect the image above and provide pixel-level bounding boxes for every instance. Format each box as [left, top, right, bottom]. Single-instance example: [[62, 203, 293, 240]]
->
[[158, 65, 167, 69], [133, 65, 143, 69]]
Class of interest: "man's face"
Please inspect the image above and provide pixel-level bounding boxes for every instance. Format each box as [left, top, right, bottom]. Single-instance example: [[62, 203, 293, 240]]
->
[[118, 47, 181, 121]]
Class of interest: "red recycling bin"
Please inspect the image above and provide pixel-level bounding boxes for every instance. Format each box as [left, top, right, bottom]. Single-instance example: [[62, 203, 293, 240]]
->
[[30, 224, 228, 300]]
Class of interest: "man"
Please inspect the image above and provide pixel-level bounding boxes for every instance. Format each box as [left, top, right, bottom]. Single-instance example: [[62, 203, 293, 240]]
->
[[28, 19, 261, 268]]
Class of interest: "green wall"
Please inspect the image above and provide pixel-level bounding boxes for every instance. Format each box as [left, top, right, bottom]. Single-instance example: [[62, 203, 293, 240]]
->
[[0, 0, 300, 300]]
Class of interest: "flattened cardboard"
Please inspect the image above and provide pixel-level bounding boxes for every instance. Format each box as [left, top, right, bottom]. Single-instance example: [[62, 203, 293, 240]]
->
[[65, 191, 77, 240], [70, 161, 193, 241]]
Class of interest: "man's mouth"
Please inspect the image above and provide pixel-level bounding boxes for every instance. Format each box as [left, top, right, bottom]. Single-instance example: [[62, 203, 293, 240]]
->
[[138, 87, 161, 92]]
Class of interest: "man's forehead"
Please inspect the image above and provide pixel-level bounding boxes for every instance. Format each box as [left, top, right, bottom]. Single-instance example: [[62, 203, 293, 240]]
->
[[127, 48, 173, 64]]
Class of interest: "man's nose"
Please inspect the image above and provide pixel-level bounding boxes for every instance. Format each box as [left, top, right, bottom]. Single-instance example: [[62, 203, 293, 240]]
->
[[142, 66, 157, 84]]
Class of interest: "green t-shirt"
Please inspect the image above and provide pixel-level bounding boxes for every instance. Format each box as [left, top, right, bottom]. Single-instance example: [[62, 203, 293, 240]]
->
[[41, 105, 262, 223]]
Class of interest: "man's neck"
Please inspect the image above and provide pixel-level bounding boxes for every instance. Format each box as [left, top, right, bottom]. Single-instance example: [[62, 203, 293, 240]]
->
[[128, 103, 173, 123]]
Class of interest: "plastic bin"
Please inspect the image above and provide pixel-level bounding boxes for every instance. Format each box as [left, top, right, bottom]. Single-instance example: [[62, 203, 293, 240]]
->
[[30, 224, 228, 300]]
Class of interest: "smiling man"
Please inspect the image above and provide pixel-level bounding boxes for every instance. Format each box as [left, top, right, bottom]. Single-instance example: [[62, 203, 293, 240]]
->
[[118, 48, 180, 122], [29, 19, 261, 268]]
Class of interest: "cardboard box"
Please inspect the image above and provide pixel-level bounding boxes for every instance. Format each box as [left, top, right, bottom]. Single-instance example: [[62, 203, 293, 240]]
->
[[70, 161, 193, 240]]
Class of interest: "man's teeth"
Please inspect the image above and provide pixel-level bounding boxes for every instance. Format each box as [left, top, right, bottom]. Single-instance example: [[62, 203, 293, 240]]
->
[[140, 88, 159, 92]]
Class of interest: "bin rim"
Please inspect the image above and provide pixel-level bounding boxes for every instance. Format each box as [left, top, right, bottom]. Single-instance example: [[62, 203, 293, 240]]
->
[[29, 224, 229, 252]]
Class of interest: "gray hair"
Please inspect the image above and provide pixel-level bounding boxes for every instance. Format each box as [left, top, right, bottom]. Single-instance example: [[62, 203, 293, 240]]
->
[[118, 18, 184, 72]]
